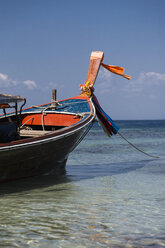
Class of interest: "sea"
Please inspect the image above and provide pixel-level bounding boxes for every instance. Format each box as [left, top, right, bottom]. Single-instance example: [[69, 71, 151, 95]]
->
[[0, 120, 165, 248]]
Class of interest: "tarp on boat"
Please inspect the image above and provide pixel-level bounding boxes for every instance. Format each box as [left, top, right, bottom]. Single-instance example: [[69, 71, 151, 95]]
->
[[0, 93, 25, 104]]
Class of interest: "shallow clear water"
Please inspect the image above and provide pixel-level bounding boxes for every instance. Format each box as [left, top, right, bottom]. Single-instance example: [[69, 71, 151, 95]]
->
[[0, 120, 165, 247]]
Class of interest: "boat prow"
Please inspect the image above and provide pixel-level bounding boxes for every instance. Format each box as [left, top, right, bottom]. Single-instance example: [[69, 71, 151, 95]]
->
[[0, 51, 104, 182]]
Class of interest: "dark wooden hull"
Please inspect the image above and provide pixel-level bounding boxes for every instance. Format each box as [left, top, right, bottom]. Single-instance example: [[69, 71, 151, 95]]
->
[[0, 97, 95, 183], [0, 51, 105, 183], [0, 127, 84, 182]]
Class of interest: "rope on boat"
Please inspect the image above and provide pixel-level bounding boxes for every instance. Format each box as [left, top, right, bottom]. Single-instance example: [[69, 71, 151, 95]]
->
[[118, 131, 160, 159], [57, 100, 90, 106], [30, 100, 90, 110], [20, 117, 34, 129]]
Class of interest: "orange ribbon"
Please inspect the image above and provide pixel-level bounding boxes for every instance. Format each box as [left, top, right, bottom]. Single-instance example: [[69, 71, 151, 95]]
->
[[101, 63, 131, 80]]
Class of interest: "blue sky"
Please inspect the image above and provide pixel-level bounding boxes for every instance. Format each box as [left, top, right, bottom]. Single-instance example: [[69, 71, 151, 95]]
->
[[0, 0, 164, 119]]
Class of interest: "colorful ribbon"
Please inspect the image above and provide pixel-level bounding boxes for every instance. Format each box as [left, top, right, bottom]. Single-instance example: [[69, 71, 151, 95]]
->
[[92, 94, 119, 137]]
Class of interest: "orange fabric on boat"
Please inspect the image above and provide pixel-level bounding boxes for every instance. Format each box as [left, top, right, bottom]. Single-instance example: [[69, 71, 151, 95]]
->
[[101, 63, 131, 80], [0, 103, 10, 108], [21, 113, 81, 127]]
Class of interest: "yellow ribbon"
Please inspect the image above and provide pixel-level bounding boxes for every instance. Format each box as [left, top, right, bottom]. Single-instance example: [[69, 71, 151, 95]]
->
[[80, 81, 94, 96]]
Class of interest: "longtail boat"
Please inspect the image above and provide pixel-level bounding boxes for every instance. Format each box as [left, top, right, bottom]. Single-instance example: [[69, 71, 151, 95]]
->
[[0, 51, 130, 182]]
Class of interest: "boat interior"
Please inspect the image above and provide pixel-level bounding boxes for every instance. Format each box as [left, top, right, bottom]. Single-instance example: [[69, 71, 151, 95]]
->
[[0, 93, 91, 142]]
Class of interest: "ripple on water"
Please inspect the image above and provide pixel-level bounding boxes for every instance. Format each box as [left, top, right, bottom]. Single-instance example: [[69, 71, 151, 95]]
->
[[0, 121, 165, 247]]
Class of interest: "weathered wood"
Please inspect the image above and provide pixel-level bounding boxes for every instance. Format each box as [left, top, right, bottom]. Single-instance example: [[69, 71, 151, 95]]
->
[[52, 89, 57, 110], [86, 51, 104, 87], [52, 89, 56, 102], [19, 129, 51, 137]]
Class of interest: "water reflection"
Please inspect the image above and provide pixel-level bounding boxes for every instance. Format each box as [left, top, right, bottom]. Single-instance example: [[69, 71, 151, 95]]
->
[[0, 155, 156, 198], [0, 157, 150, 196], [0, 167, 115, 247], [0, 160, 164, 247], [0, 118, 165, 247], [0, 173, 71, 196]]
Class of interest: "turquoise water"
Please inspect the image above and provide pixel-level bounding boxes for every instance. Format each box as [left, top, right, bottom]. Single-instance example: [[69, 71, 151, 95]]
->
[[0, 120, 165, 247]]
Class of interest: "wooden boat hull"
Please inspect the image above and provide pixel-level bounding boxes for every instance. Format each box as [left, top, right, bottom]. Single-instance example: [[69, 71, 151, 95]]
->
[[0, 96, 95, 183], [0, 51, 105, 183], [0, 127, 84, 182]]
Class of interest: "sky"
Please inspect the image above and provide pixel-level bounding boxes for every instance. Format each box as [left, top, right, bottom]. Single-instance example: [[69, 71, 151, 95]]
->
[[0, 0, 165, 120]]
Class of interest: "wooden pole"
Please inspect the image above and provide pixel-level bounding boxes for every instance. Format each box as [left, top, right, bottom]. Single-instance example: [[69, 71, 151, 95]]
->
[[52, 89, 57, 110], [52, 89, 57, 131]]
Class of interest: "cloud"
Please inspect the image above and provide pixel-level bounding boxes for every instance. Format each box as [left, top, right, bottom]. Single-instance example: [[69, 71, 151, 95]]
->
[[23, 80, 37, 90], [124, 71, 165, 95], [145, 72, 165, 81], [97, 69, 165, 96], [0, 73, 8, 81], [0, 72, 37, 90], [0, 72, 17, 88]]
